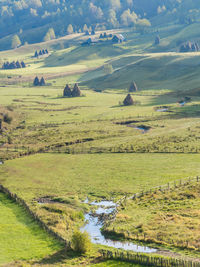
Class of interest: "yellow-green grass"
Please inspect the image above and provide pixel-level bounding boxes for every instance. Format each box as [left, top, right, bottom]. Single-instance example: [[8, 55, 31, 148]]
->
[[106, 182, 200, 255], [84, 51, 200, 91], [1, 86, 200, 162], [0, 192, 62, 265], [1, 152, 200, 242], [1, 153, 200, 201]]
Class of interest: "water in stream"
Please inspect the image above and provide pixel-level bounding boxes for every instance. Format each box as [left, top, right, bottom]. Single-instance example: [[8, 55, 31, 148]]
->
[[81, 200, 157, 253]]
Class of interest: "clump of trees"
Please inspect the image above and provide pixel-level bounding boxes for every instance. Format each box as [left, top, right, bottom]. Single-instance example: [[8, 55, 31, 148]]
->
[[34, 49, 48, 57], [180, 41, 199, 52], [2, 61, 26, 69], [43, 28, 56, 41], [33, 76, 46, 86], [0, 0, 200, 49], [71, 231, 91, 254], [3, 113, 12, 124], [63, 83, 82, 97]]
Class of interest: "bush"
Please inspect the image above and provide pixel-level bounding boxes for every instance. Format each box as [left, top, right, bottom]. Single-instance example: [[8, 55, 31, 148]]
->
[[71, 230, 91, 254], [3, 113, 12, 124]]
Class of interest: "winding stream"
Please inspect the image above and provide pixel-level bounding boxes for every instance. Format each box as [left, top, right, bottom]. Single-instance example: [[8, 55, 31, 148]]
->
[[81, 200, 157, 253]]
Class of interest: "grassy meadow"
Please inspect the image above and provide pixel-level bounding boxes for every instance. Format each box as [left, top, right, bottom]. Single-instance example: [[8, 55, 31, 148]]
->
[[0, 192, 62, 265], [1, 153, 200, 244], [1, 22, 200, 265], [105, 181, 200, 255]]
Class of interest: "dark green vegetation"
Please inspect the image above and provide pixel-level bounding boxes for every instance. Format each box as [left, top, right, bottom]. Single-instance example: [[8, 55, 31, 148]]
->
[[0, 192, 61, 265]]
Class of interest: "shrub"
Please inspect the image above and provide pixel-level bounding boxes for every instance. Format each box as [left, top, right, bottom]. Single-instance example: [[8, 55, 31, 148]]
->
[[3, 113, 12, 124], [71, 230, 91, 254]]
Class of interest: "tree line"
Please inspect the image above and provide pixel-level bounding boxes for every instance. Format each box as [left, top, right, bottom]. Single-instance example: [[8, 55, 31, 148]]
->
[[1, 0, 200, 48]]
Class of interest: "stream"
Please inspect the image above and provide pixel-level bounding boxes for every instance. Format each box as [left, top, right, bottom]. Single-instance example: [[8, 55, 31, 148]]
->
[[81, 200, 157, 253]]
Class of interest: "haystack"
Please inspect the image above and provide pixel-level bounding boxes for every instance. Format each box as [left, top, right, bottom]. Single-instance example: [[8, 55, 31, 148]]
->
[[155, 35, 160, 45], [72, 83, 81, 97], [129, 81, 138, 92], [63, 84, 72, 97], [33, 76, 40, 86], [123, 94, 134, 106], [40, 77, 45, 86]]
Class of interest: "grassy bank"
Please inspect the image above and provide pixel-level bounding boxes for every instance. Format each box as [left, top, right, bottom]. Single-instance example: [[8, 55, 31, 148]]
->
[[105, 181, 200, 255]]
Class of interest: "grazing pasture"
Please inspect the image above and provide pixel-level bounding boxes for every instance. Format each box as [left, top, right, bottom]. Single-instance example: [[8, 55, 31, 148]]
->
[[1, 22, 200, 266], [0, 192, 62, 265]]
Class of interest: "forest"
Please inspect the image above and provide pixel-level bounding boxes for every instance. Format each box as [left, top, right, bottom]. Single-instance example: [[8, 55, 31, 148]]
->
[[0, 0, 200, 48]]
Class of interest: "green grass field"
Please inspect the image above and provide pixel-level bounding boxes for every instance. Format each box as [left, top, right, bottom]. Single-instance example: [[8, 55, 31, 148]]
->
[[0, 192, 61, 265], [1, 152, 200, 243], [1, 21, 200, 265]]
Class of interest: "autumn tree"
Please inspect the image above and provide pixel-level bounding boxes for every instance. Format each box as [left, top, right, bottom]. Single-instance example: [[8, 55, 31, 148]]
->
[[11, 34, 21, 49], [67, 24, 73, 35]]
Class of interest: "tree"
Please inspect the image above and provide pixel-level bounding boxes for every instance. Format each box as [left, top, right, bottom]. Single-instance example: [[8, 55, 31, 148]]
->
[[109, 0, 121, 11], [108, 9, 119, 28], [43, 28, 55, 42], [120, 9, 137, 27], [83, 24, 88, 32], [11, 34, 21, 49], [48, 28, 56, 39], [71, 231, 91, 254], [136, 19, 151, 34], [43, 32, 51, 42], [67, 24, 73, 35]]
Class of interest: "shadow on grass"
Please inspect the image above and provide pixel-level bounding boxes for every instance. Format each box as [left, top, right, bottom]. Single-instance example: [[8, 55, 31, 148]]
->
[[34, 248, 103, 266], [34, 249, 78, 265]]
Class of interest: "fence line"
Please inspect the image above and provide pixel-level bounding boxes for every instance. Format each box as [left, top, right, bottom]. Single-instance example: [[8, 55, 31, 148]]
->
[[0, 184, 70, 248], [99, 249, 200, 267], [117, 176, 199, 206]]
